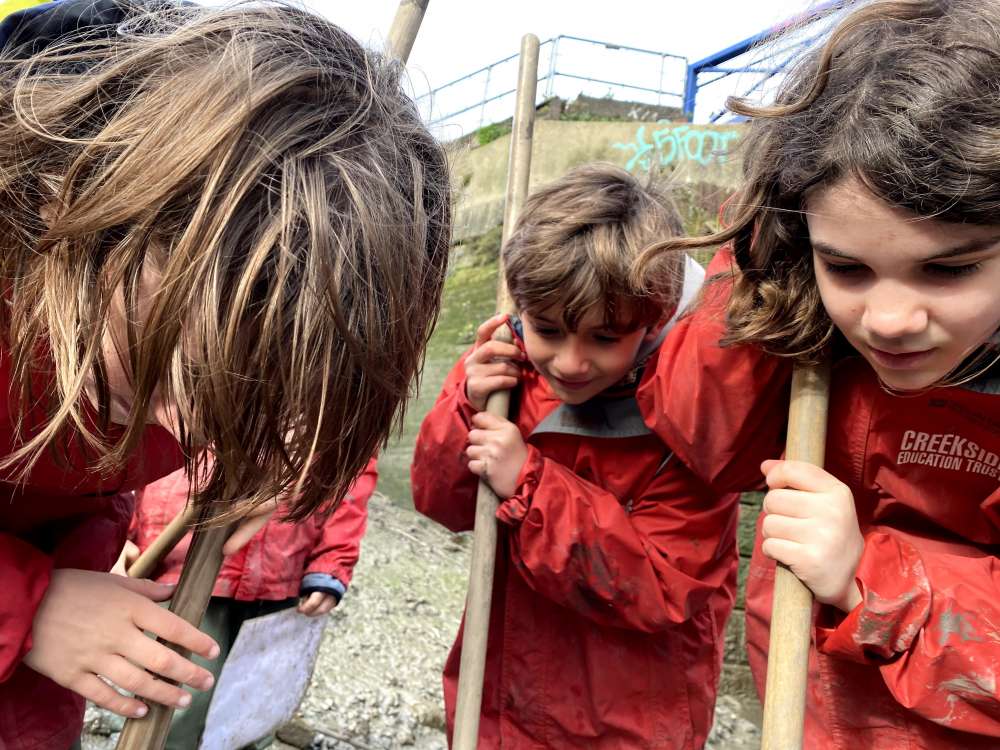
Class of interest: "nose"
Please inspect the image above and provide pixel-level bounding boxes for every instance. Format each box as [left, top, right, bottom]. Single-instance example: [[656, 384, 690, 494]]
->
[[553, 338, 591, 378], [861, 281, 929, 342]]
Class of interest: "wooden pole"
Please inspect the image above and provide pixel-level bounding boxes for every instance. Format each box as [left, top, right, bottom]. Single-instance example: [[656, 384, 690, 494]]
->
[[452, 33, 539, 750], [126, 503, 197, 580], [760, 361, 831, 750], [116, 4, 429, 748], [385, 0, 428, 64], [116, 507, 232, 750]]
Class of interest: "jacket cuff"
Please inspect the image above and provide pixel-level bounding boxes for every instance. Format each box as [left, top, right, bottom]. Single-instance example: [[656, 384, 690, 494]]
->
[[454, 375, 480, 426], [496, 446, 544, 526], [816, 532, 931, 664], [0, 534, 54, 681], [300, 572, 346, 603]]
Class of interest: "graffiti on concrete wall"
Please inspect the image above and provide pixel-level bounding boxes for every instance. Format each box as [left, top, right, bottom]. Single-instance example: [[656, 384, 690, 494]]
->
[[613, 123, 740, 172]]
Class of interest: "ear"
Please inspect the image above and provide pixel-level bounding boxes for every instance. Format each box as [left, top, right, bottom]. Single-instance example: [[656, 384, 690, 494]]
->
[[642, 321, 664, 343]]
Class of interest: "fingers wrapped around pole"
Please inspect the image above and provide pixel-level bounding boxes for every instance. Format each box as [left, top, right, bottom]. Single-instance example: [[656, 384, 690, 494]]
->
[[761, 361, 831, 750]]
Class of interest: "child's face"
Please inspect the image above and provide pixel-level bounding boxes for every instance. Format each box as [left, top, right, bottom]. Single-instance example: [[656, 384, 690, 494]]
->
[[808, 176, 1000, 391], [92, 262, 179, 434], [520, 307, 652, 405]]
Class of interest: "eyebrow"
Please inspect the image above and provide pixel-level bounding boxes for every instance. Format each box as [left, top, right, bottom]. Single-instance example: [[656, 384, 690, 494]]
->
[[531, 314, 620, 334], [812, 234, 1000, 262]]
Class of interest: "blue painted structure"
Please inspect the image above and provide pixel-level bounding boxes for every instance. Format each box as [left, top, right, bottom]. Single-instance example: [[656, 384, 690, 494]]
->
[[683, 1, 845, 122]]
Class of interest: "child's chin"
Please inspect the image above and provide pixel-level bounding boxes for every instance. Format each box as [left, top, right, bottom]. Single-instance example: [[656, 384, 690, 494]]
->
[[870, 363, 946, 393], [550, 384, 598, 404]]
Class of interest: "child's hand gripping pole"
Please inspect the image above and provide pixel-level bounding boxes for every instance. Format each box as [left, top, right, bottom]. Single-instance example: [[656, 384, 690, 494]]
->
[[451, 33, 539, 750], [115, 4, 430, 749], [761, 361, 831, 750]]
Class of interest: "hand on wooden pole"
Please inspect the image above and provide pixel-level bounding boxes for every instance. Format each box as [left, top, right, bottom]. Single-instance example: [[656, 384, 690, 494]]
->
[[760, 361, 831, 750]]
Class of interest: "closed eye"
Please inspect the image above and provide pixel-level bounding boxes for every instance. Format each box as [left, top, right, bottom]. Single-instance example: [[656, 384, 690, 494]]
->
[[821, 261, 868, 277], [533, 326, 562, 338], [925, 262, 982, 278]]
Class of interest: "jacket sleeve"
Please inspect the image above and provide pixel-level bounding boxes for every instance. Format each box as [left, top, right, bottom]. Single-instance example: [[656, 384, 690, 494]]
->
[[303, 456, 377, 588], [496, 446, 738, 632], [0, 534, 52, 682], [815, 526, 1000, 736], [411, 352, 481, 533], [637, 247, 792, 494]]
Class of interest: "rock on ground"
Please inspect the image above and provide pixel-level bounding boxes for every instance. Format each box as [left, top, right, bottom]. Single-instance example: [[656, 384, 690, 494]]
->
[[82, 494, 759, 749]]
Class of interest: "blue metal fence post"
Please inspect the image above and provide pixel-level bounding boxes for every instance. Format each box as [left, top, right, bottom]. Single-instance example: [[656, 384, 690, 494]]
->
[[683, 63, 698, 121]]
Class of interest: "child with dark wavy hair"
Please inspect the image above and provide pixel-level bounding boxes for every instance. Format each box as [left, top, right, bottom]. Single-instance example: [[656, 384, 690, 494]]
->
[[637, 1, 1000, 747], [0, 1, 449, 748]]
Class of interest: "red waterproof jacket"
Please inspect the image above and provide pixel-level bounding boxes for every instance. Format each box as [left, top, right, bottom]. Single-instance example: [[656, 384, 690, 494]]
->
[[412, 307, 740, 747], [639, 249, 1000, 748], [131, 457, 376, 599], [0, 356, 184, 750]]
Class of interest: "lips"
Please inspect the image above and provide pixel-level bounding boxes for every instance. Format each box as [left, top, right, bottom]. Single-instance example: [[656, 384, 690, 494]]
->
[[552, 376, 593, 391], [867, 346, 936, 370]]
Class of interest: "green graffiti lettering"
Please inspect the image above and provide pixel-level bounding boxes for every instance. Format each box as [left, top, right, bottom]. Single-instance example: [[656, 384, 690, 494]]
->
[[614, 124, 739, 172]]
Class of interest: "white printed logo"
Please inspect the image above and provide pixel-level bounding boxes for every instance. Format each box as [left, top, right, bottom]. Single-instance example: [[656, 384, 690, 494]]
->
[[897, 430, 1000, 479]]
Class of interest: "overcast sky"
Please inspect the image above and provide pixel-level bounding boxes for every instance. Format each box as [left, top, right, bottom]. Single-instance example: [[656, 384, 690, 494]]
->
[[297, 1, 824, 133]]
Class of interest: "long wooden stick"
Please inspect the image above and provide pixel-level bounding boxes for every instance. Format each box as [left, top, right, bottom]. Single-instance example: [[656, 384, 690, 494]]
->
[[116, 506, 232, 750], [761, 361, 831, 750], [116, 4, 429, 749], [385, 0, 427, 64], [452, 33, 539, 750], [127, 503, 197, 580]]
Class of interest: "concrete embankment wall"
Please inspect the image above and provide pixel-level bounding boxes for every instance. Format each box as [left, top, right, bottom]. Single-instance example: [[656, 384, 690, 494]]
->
[[448, 119, 745, 240]]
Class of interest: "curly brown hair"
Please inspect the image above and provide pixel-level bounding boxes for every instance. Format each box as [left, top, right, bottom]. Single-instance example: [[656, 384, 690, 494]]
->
[[504, 163, 684, 332], [637, 0, 1000, 362], [0, 1, 450, 520]]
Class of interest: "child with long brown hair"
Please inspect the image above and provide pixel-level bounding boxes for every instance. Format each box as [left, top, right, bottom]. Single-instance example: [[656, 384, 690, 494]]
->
[[0, 2, 449, 748], [413, 164, 739, 748], [637, 1, 1000, 746]]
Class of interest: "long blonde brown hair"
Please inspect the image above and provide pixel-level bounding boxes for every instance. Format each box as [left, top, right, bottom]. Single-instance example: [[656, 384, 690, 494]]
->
[[637, 0, 1000, 365], [0, 1, 450, 519]]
